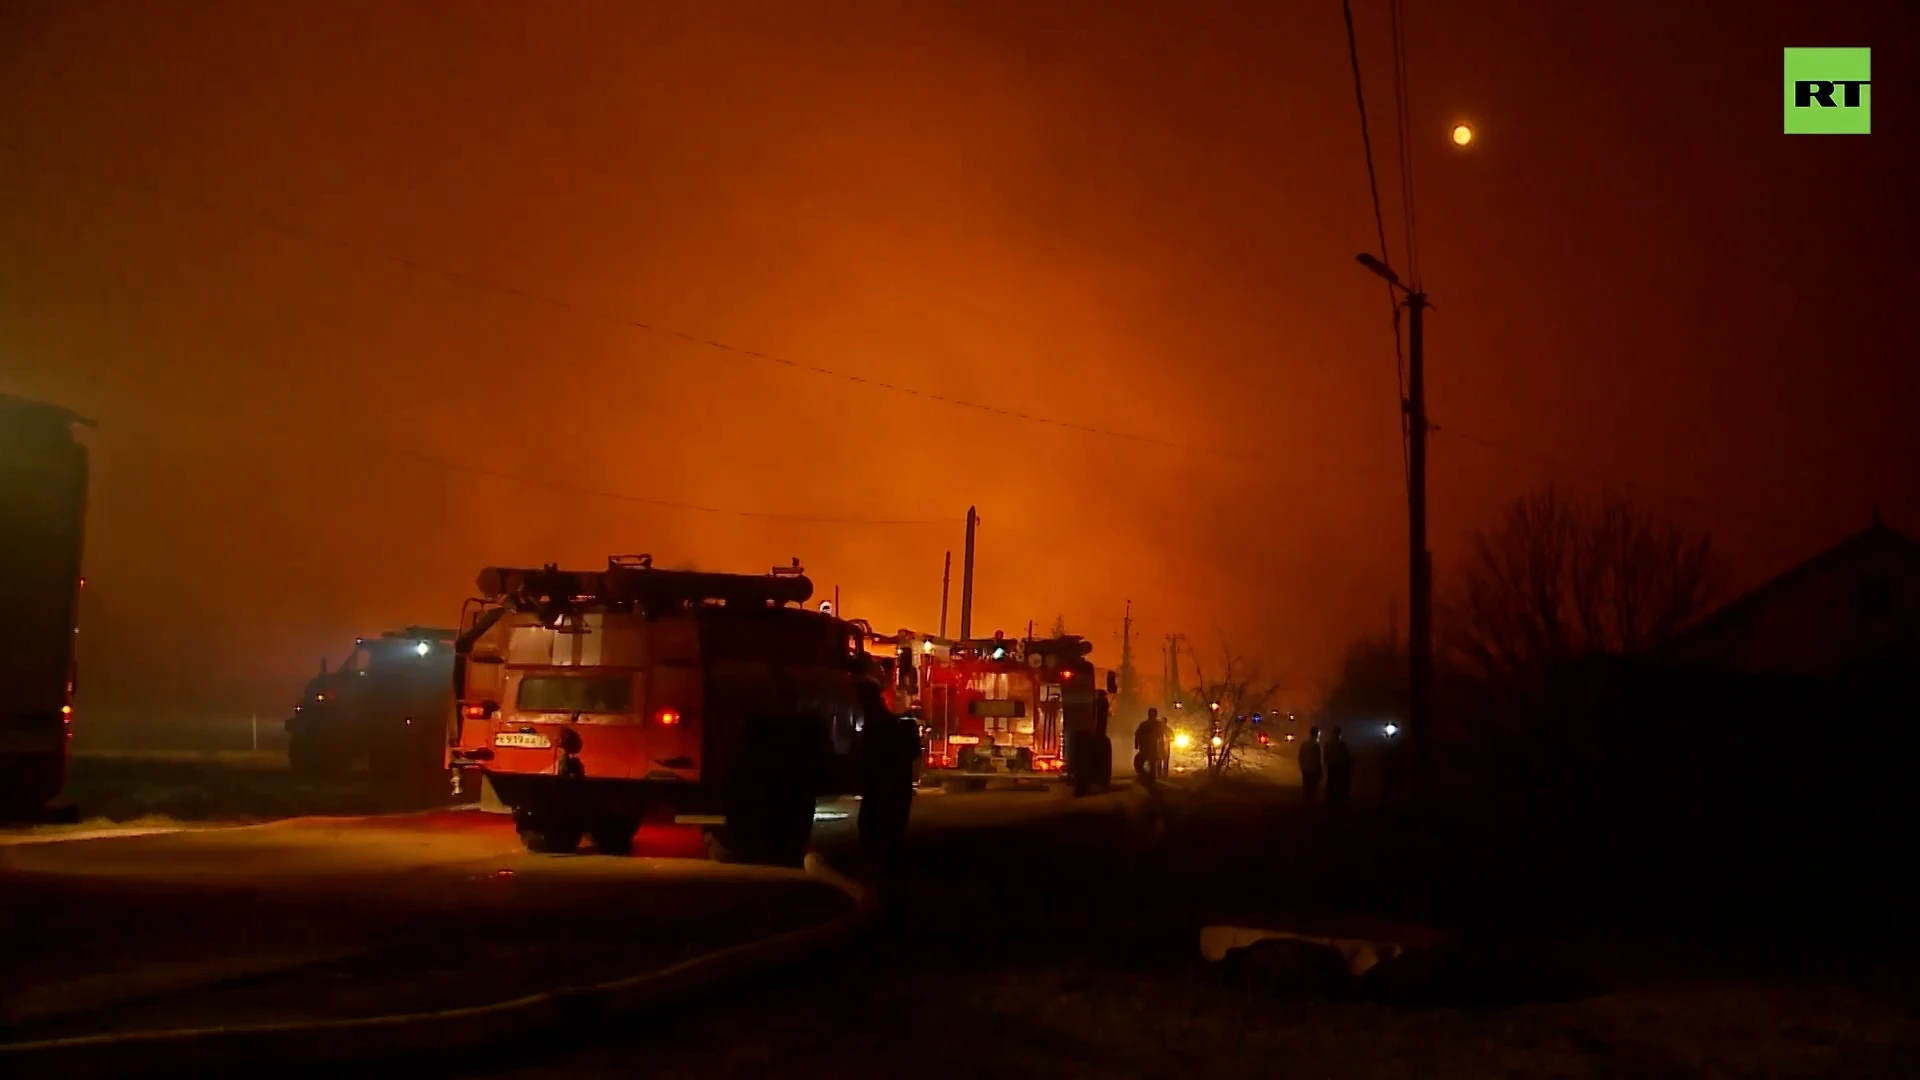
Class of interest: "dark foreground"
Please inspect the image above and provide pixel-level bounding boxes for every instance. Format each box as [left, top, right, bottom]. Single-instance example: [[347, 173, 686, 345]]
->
[[460, 782, 1920, 1079], [16, 756, 1920, 1077]]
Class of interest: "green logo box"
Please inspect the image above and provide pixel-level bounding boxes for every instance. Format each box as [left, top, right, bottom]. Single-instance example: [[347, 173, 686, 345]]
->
[[1785, 48, 1871, 134]]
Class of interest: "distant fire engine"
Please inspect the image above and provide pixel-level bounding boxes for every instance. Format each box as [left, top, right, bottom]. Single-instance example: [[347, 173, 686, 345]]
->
[[860, 627, 1115, 788]]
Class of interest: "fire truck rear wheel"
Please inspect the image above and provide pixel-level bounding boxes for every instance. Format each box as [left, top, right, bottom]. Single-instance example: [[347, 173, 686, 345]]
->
[[514, 818, 579, 853], [589, 819, 639, 856]]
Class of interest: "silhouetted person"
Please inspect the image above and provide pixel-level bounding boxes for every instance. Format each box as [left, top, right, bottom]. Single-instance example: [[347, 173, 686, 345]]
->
[[856, 678, 916, 867], [1324, 726, 1353, 810], [1298, 726, 1324, 805], [1094, 690, 1111, 739], [1134, 707, 1168, 783]]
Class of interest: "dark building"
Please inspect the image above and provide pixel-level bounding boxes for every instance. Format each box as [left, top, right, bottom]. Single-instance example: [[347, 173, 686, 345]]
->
[[1660, 507, 1920, 679]]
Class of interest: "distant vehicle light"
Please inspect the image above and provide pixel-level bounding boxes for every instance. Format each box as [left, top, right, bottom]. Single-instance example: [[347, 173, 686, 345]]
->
[[316, 693, 327, 702], [1209, 702, 1220, 712], [1172, 732, 1193, 751], [1060, 670, 1072, 679], [654, 708, 681, 726], [1285, 732, 1295, 742], [415, 641, 431, 656], [1384, 722, 1400, 737], [922, 641, 934, 654], [1211, 735, 1224, 749]]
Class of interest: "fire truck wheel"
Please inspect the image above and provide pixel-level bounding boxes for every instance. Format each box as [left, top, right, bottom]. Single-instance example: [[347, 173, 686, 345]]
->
[[514, 809, 582, 853], [519, 825, 584, 854], [1009, 748, 1034, 774], [589, 819, 639, 856]]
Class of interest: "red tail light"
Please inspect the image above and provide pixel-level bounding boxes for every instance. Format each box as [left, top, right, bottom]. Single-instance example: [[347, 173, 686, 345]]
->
[[461, 703, 490, 720], [61, 704, 73, 724], [653, 708, 681, 726]]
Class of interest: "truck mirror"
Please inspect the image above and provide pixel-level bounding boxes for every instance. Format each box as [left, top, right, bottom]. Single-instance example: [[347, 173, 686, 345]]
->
[[1106, 671, 1119, 694]]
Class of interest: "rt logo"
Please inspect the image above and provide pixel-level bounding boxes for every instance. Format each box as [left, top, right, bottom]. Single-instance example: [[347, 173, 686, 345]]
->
[[1785, 48, 1870, 134]]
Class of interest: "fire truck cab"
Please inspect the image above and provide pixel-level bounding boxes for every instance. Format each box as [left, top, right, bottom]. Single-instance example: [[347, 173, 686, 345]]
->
[[445, 556, 915, 864]]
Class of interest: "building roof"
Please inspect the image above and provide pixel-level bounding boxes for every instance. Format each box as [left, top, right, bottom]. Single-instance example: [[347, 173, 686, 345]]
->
[[1662, 510, 1920, 656]]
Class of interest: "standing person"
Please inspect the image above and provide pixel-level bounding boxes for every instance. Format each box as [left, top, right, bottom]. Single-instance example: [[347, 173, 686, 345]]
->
[[1298, 726, 1325, 806], [1324, 726, 1353, 811], [856, 677, 916, 867], [1134, 707, 1167, 784]]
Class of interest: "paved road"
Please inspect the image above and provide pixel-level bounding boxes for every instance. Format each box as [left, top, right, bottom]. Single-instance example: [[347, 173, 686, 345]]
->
[[0, 808, 852, 1043]]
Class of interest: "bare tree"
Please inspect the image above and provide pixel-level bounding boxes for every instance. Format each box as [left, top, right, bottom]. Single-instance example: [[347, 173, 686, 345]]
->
[[1442, 485, 1719, 694], [1048, 614, 1069, 638], [1177, 635, 1283, 777]]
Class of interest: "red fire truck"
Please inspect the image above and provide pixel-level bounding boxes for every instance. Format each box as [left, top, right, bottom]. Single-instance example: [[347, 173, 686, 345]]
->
[[445, 556, 915, 863], [862, 628, 1114, 788], [0, 395, 91, 820]]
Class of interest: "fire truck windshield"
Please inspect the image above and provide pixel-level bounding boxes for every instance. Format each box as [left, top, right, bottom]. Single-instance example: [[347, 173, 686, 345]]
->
[[517, 675, 633, 713]]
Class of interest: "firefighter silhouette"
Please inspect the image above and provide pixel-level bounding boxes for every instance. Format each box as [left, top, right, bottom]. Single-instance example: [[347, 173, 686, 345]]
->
[[856, 677, 915, 866]]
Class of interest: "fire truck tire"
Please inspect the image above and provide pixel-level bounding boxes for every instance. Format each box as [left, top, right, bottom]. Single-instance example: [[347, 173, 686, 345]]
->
[[513, 807, 583, 854], [519, 825, 584, 854], [589, 819, 639, 856], [1009, 748, 1034, 774]]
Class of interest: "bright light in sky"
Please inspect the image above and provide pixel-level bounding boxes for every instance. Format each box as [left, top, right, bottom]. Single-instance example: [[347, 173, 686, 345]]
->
[[1451, 122, 1474, 147]]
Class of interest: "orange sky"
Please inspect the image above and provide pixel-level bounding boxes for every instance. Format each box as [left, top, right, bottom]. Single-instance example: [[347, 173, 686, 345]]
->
[[2, 0, 1915, 727]]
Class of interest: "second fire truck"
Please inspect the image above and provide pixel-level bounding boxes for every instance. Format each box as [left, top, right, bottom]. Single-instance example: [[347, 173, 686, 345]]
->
[[862, 627, 1114, 789]]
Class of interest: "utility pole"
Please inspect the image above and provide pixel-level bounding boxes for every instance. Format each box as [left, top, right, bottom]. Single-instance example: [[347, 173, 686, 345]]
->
[[1356, 253, 1432, 801], [938, 550, 952, 638], [958, 506, 977, 643], [1406, 289, 1431, 799]]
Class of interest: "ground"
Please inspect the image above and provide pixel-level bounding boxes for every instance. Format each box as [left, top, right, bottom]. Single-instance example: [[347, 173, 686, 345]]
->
[[465, 780, 1920, 1078], [6, 751, 1918, 1076]]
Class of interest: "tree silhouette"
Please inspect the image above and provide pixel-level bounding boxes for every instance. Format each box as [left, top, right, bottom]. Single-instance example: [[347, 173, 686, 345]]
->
[[1441, 484, 1719, 704]]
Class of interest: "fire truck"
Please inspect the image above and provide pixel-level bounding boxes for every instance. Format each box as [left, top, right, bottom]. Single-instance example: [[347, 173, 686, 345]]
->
[[861, 627, 1115, 790], [285, 627, 455, 780], [445, 556, 915, 863], [0, 395, 91, 820]]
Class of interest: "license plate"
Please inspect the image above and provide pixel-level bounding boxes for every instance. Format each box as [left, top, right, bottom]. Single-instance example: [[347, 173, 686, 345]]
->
[[494, 732, 551, 749]]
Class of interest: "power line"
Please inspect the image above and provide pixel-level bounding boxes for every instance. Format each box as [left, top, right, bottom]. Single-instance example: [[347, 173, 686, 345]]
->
[[0, 140, 1280, 469], [1341, 0, 1412, 489], [5, 141, 1823, 537], [1389, 0, 1421, 284], [98, 409, 960, 527]]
